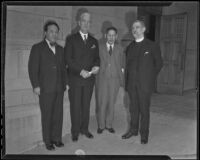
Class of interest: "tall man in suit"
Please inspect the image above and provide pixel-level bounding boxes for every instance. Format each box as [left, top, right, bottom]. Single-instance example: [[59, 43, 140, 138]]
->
[[122, 20, 163, 144], [95, 27, 125, 134], [28, 20, 68, 150], [65, 11, 100, 142]]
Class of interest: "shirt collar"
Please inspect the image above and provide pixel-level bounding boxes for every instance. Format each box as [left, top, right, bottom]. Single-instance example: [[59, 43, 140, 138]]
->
[[135, 36, 144, 42], [45, 39, 55, 48], [79, 30, 88, 39], [106, 42, 114, 49]]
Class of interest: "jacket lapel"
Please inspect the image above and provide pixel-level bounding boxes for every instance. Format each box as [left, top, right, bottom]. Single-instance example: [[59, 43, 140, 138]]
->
[[43, 40, 54, 56], [103, 43, 110, 60]]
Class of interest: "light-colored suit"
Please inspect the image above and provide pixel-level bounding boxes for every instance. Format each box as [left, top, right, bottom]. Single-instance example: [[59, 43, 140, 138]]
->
[[95, 42, 125, 129]]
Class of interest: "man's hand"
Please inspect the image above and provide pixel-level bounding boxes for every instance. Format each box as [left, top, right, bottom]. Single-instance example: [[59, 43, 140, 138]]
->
[[80, 69, 91, 79], [66, 85, 70, 90], [91, 66, 99, 75], [33, 87, 40, 95]]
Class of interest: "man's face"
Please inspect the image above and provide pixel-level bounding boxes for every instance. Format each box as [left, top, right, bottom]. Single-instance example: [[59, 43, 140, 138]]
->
[[106, 30, 118, 45], [79, 13, 91, 34], [132, 21, 145, 39], [45, 24, 59, 43]]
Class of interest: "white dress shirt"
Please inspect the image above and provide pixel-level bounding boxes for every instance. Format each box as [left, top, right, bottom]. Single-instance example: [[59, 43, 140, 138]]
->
[[106, 42, 114, 52], [79, 30, 88, 41], [45, 39, 56, 54]]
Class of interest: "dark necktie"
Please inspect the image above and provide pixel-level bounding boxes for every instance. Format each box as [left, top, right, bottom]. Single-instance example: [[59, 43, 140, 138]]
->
[[84, 35, 87, 44], [50, 42, 56, 47], [109, 45, 112, 56]]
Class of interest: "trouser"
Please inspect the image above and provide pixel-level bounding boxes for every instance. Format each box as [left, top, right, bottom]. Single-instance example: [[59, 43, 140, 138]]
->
[[128, 83, 151, 138], [97, 77, 120, 129], [39, 92, 64, 144], [68, 85, 94, 136]]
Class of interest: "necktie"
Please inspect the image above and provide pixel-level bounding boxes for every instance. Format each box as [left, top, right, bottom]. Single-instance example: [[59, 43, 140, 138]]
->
[[84, 35, 87, 44], [109, 45, 112, 56], [50, 42, 56, 47]]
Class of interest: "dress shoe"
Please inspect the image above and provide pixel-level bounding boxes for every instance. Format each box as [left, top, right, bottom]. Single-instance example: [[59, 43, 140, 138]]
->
[[122, 131, 138, 139], [72, 135, 78, 142], [141, 139, 148, 144], [106, 127, 115, 133], [81, 132, 94, 139], [97, 128, 104, 134], [52, 141, 64, 147], [45, 143, 55, 151]]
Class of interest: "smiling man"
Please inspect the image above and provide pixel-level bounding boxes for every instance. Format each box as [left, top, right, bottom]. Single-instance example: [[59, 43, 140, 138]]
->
[[122, 19, 163, 144], [95, 27, 125, 134], [65, 11, 100, 142], [28, 20, 68, 150]]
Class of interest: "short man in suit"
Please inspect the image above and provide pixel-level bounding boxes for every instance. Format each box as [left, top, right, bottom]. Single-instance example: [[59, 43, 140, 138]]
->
[[122, 20, 163, 144], [65, 11, 100, 142], [95, 27, 125, 134], [28, 20, 68, 150]]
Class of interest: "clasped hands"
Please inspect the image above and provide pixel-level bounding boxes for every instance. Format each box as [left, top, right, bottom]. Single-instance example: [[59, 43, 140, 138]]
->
[[80, 66, 99, 79]]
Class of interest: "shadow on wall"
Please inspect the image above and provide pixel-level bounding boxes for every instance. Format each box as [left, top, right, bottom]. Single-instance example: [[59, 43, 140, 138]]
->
[[121, 11, 136, 50], [98, 20, 113, 44]]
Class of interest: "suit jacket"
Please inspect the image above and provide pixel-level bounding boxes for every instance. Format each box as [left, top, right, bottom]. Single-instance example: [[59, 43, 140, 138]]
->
[[65, 32, 100, 86], [125, 38, 163, 93], [97, 42, 125, 87], [28, 40, 68, 93]]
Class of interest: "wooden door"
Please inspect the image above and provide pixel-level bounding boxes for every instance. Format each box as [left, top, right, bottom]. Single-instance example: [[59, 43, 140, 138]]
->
[[157, 13, 188, 95]]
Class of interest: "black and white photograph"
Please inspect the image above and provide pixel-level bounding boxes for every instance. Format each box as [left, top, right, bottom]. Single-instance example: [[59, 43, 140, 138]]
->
[[1, 1, 198, 160]]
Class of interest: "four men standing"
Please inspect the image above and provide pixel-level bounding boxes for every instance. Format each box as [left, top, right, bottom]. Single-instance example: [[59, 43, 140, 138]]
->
[[28, 11, 163, 150]]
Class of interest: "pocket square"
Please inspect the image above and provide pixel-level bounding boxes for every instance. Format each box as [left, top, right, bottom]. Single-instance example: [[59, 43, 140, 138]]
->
[[144, 51, 149, 55], [91, 44, 96, 49]]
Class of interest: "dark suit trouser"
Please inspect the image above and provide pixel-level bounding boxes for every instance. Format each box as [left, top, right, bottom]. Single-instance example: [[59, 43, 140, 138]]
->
[[127, 83, 151, 138], [68, 85, 94, 136], [39, 92, 64, 144]]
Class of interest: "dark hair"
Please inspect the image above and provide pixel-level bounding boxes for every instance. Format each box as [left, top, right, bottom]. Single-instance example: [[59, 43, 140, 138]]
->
[[106, 26, 118, 34], [43, 20, 60, 32]]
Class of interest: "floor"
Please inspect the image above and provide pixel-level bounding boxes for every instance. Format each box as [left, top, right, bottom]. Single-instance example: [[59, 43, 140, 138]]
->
[[23, 89, 197, 159]]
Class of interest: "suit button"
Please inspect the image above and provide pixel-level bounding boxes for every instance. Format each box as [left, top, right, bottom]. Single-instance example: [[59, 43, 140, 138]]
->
[[53, 66, 57, 69]]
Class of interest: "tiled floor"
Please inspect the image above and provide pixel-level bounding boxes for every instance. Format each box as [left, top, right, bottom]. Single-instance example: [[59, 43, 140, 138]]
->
[[23, 89, 197, 159]]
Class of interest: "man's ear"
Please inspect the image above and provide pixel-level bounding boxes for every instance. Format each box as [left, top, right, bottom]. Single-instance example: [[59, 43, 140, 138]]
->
[[43, 31, 47, 39], [143, 27, 146, 33], [104, 34, 107, 39], [78, 21, 81, 26]]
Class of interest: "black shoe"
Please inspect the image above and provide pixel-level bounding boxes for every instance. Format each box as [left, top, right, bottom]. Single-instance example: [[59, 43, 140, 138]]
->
[[45, 143, 55, 151], [106, 127, 115, 133], [72, 135, 78, 142], [122, 131, 138, 139], [97, 128, 104, 134], [52, 141, 64, 147], [81, 132, 94, 139], [141, 139, 148, 144]]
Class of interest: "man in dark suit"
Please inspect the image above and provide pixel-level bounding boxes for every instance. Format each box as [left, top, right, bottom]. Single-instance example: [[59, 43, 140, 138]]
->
[[65, 11, 100, 142], [122, 20, 163, 144], [28, 20, 68, 150]]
